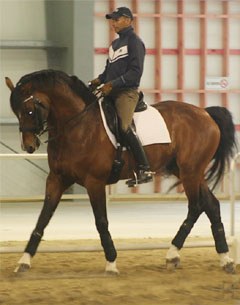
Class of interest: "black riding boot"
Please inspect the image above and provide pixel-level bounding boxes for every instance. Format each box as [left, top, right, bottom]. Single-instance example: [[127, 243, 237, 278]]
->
[[124, 127, 154, 187]]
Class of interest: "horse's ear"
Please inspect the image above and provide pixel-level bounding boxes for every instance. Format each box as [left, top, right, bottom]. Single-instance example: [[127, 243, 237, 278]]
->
[[5, 77, 15, 91]]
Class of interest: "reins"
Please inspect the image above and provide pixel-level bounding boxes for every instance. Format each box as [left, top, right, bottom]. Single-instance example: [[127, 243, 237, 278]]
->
[[63, 97, 99, 130], [60, 87, 104, 130]]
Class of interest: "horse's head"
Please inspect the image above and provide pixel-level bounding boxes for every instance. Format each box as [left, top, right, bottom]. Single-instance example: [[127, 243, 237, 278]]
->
[[5, 77, 50, 153], [6, 70, 99, 153]]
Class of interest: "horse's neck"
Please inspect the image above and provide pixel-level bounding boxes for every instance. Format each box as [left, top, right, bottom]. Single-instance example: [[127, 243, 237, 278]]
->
[[47, 99, 103, 154], [46, 94, 100, 141], [48, 95, 85, 126]]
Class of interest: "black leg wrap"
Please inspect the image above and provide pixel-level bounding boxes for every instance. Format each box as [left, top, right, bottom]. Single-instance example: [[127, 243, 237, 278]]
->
[[24, 230, 43, 257], [96, 218, 117, 262], [211, 223, 229, 253], [100, 233, 117, 262], [172, 220, 194, 249]]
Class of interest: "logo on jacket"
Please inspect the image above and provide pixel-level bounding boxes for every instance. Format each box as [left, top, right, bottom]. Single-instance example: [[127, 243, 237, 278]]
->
[[109, 45, 128, 63]]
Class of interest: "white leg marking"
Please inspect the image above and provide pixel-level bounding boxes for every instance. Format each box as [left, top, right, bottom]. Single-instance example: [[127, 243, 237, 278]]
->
[[105, 260, 119, 274], [166, 244, 180, 260], [14, 253, 31, 272], [219, 252, 234, 267]]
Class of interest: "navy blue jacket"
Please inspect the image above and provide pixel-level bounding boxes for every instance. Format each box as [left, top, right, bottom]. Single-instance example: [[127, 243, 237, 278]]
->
[[98, 26, 145, 90]]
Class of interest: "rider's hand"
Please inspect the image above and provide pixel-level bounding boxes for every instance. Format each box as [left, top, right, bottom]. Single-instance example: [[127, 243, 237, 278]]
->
[[88, 78, 101, 91], [99, 82, 113, 96]]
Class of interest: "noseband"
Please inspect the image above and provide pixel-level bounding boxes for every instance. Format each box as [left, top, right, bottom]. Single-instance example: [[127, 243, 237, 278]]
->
[[19, 95, 47, 135]]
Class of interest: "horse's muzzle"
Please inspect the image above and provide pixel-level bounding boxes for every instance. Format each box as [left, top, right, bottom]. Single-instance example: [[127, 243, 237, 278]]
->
[[26, 145, 36, 154], [21, 132, 40, 153]]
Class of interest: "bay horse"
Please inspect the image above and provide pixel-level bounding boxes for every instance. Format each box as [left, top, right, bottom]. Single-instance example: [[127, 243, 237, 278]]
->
[[5, 69, 237, 274]]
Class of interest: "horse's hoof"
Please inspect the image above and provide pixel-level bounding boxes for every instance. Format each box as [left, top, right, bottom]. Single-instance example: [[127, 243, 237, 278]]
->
[[14, 263, 31, 273], [105, 270, 119, 276], [166, 257, 180, 270], [223, 262, 236, 274], [105, 261, 119, 276]]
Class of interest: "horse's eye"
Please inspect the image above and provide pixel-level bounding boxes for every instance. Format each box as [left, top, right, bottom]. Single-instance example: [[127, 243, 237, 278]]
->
[[28, 111, 33, 115]]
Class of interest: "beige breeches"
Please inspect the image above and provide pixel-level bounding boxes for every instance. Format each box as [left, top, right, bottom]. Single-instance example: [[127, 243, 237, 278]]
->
[[114, 89, 139, 132]]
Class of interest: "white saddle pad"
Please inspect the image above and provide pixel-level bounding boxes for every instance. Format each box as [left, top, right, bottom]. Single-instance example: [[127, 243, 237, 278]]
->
[[99, 100, 171, 148]]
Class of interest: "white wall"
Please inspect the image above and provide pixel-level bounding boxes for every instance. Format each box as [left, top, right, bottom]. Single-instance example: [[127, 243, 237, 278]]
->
[[94, 1, 240, 109], [2, 0, 239, 119], [0, 0, 48, 119], [0, 0, 49, 198]]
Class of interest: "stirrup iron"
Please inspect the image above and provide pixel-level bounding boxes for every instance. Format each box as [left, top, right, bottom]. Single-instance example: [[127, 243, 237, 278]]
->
[[128, 171, 138, 187], [126, 170, 155, 187]]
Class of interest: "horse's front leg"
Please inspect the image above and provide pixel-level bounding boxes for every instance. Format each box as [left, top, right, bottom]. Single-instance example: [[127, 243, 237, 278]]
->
[[86, 178, 119, 275], [15, 172, 71, 273]]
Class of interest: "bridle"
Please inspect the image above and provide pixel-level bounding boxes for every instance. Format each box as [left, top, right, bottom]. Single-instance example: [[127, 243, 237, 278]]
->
[[19, 89, 100, 140], [19, 95, 48, 136]]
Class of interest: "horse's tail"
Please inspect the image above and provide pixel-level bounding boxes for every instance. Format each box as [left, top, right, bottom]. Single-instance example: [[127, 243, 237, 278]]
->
[[205, 106, 237, 190]]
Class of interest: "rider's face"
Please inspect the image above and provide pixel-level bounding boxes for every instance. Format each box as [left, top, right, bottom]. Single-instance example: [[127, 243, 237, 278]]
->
[[110, 16, 132, 33]]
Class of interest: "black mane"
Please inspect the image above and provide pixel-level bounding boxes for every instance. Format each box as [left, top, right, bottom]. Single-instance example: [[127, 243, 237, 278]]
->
[[11, 69, 97, 111]]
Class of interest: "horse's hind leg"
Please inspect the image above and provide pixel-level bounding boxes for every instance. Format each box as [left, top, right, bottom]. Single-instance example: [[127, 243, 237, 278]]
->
[[166, 178, 204, 269], [86, 178, 118, 274], [15, 172, 72, 272], [201, 185, 235, 273]]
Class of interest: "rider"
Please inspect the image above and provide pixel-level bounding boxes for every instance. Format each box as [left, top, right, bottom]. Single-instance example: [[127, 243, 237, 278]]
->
[[89, 7, 154, 187]]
